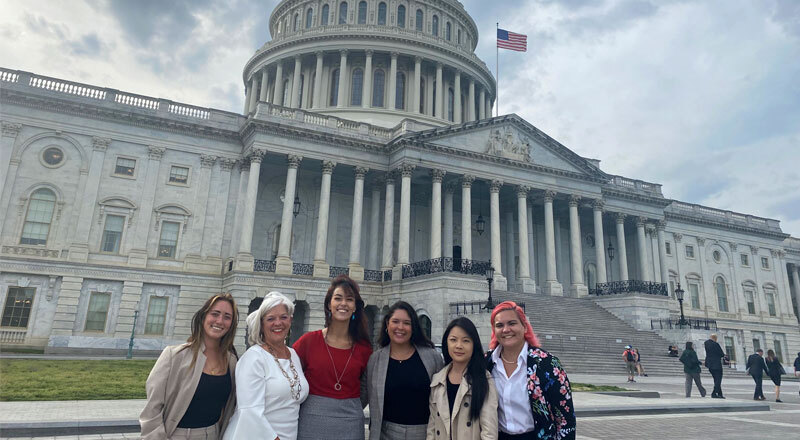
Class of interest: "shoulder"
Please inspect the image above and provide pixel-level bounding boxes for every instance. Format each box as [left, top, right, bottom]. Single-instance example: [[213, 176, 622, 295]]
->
[[430, 364, 449, 386], [294, 330, 321, 347]]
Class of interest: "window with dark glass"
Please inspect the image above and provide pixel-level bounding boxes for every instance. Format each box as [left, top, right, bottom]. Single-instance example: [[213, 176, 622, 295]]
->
[[724, 336, 736, 362], [101, 214, 124, 253], [395, 72, 405, 110], [761, 256, 769, 269], [415, 9, 423, 31], [419, 78, 425, 113], [740, 253, 749, 266], [378, 2, 387, 25], [372, 69, 385, 107], [114, 157, 136, 176], [766, 290, 776, 316], [42, 147, 64, 166], [330, 69, 340, 106], [85, 292, 110, 332], [169, 166, 189, 184], [397, 5, 406, 28], [432, 15, 439, 36], [351, 68, 364, 106], [689, 283, 701, 309], [457, 29, 461, 44], [20, 188, 56, 245], [745, 290, 756, 314], [1, 287, 35, 328], [145, 296, 168, 335], [339, 2, 348, 24], [306, 8, 313, 28], [773, 339, 783, 362], [715, 276, 728, 312], [447, 87, 454, 121], [321, 4, 329, 25], [158, 221, 180, 259], [685, 245, 695, 258], [446, 22, 451, 40], [358, 1, 367, 24]]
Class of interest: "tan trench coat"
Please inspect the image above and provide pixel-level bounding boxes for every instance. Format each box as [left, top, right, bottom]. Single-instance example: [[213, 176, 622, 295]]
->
[[426, 364, 498, 440]]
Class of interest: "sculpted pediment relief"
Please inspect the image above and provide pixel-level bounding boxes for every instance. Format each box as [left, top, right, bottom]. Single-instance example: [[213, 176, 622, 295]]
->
[[485, 127, 532, 162]]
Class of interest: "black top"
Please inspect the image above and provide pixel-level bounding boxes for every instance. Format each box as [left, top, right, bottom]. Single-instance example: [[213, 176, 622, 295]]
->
[[703, 339, 725, 370], [746, 354, 768, 377], [446, 376, 460, 414], [383, 350, 431, 425], [177, 369, 231, 428], [766, 358, 784, 379]]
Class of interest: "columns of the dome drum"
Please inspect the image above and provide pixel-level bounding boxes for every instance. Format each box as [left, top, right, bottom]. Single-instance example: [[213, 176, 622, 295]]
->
[[468, 79, 476, 122], [313, 52, 324, 109], [593, 200, 608, 284], [248, 76, 259, 113], [362, 50, 373, 109], [273, 62, 285, 106], [453, 70, 462, 123], [243, 84, 251, 114], [337, 49, 348, 108], [412, 56, 422, 114], [435, 63, 444, 119], [290, 55, 302, 108], [569, 195, 587, 296], [388, 52, 398, 110], [616, 213, 629, 281], [478, 88, 486, 120]]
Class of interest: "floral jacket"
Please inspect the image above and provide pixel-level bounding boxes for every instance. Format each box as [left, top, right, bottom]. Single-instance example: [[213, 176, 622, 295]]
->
[[486, 346, 576, 440]]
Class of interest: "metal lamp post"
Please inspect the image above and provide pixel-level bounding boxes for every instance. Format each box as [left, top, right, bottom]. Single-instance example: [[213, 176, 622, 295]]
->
[[675, 282, 687, 329], [485, 265, 495, 311], [126, 309, 139, 360]]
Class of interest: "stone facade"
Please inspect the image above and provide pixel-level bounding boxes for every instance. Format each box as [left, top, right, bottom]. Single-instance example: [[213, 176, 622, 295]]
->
[[1, 1, 799, 362]]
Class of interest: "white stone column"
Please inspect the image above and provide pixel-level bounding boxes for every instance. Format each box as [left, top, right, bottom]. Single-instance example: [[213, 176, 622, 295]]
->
[[348, 166, 368, 280], [616, 213, 629, 281], [381, 173, 396, 271], [454, 70, 462, 123], [517, 186, 534, 292], [363, 50, 373, 108], [369, 183, 381, 270], [259, 69, 270, 103], [478, 88, 486, 120], [291, 55, 302, 108], [188, 154, 216, 256], [273, 62, 285, 105], [636, 217, 651, 281], [792, 265, 800, 319], [313, 160, 336, 277], [489, 180, 503, 278], [444, 183, 455, 259], [243, 84, 252, 114], [233, 149, 264, 271], [656, 221, 669, 286], [425, 71, 434, 116], [388, 52, 398, 110], [729, 242, 747, 315], [413, 56, 422, 114], [396, 164, 415, 268], [593, 200, 607, 284], [569, 195, 587, 296], [526, 198, 536, 284], [505, 211, 516, 286], [275, 155, 302, 274], [435, 63, 444, 119], [205, 158, 235, 258], [774, 250, 793, 318], [313, 51, 324, 109], [125, 145, 164, 267], [248, 77, 259, 113], [542, 190, 563, 295], [648, 225, 659, 282], [430, 169, 445, 259], [486, 96, 492, 118], [467, 79, 476, 122], [69, 137, 110, 262], [460, 175, 474, 260], [337, 49, 348, 108]]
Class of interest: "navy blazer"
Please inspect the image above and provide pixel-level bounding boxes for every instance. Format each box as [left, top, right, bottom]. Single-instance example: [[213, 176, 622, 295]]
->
[[703, 339, 725, 370], [746, 353, 768, 377]]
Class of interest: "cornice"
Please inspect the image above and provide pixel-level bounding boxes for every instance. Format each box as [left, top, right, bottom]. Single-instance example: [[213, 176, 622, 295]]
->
[[239, 118, 388, 156], [601, 187, 673, 208], [664, 211, 790, 240]]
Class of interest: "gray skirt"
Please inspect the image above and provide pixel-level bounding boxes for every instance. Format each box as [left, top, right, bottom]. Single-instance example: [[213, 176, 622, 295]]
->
[[297, 395, 365, 440], [379, 421, 427, 440]]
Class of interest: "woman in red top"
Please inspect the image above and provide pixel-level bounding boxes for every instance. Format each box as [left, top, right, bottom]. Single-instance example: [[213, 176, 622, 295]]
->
[[294, 275, 372, 440]]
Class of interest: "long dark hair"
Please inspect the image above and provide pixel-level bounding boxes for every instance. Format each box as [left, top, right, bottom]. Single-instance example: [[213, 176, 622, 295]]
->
[[767, 349, 776, 361], [685, 341, 694, 351], [442, 317, 488, 421], [182, 293, 239, 369], [324, 275, 370, 344], [378, 301, 435, 348]]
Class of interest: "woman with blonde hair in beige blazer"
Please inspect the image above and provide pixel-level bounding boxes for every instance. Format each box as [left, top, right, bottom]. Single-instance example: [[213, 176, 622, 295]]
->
[[140, 293, 239, 439]]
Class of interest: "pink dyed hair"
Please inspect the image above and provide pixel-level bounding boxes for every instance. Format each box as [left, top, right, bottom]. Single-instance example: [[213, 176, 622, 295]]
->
[[489, 300, 540, 350]]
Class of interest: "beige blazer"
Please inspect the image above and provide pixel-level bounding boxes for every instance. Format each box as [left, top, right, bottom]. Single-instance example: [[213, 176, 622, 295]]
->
[[140, 343, 237, 439], [426, 365, 498, 440]]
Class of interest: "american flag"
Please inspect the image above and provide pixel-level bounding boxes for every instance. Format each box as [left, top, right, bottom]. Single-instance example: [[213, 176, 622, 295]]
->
[[497, 28, 527, 52]]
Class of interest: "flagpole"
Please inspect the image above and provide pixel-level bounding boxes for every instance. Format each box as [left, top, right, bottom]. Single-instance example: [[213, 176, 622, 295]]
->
[[496, 22, 499, 117]]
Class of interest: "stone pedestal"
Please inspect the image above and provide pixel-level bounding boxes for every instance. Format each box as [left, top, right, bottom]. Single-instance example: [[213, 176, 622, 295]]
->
[[348, 263, 365, 281], [275, 256, 293, 275], [542, 281, 564, 296], [570, 284, 589, 297], [184, 254, 223, 274], [494, 274, 508, 292], [67, 243, 90, 263], [519, 277, 536, 293], [127, 249, 149, 268], [233, 252, 255, 272], [313, 261, 330, 278]]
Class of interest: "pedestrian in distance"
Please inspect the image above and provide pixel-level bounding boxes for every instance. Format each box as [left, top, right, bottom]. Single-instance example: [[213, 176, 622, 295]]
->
[[427, 317, 498, 440], [140, 293, 239, 439], [367, 301, 444, 440], [622, 345, 637, 382], [633, 348, 647, 377], [703, 334, 726, 399], [223, 291, 309, 439], [679, 341, 706, 398], [795, 352, 800, 396], [746, 348, 768, 401], [293, 275, 373, 440], [765, 349, 786, 402]]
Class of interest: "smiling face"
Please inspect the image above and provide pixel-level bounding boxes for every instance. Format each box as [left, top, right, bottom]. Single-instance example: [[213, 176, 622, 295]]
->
[[261, 304, 291, 347], [203, 300, 234, 343], [387, 308, 412, 346], [328, 286, 356, 323], [446, 325, 473, 366], [493, 309, 525, 352]]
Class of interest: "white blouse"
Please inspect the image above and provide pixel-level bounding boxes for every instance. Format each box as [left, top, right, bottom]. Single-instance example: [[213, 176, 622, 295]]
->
[[491, 342, 536, 435], [223, 345, 309, 440]]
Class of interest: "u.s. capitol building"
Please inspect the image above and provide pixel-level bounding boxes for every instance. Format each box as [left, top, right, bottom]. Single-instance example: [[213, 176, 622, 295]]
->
[[1, 0, 798, 369]]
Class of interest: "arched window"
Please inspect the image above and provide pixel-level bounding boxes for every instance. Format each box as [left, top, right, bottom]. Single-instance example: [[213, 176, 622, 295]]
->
[[358, 1, 367, 24], [329, 69, 340, 106], [446, 22, 451, 40], [20, 188, 56, 245], [415, 9, 423, 31], [432, 15, 439, 36], [419, 78, 425, 113], [715, 276, 728, 312], [351, 68, 364, 106], [419, 314, 432, 340], [293, 13, 300, 31], [321, 4, 329, 25], [378, 2, 387, 25], [339, 2, 348, 24], [282, 79, 290, 106], [306, 8, 313, 28], [447, 87, 454, 121], [586, 263, 597, 290], [372, 69, 385, 107], [397, 5, 406, 28], [395, 71, 406, 110]]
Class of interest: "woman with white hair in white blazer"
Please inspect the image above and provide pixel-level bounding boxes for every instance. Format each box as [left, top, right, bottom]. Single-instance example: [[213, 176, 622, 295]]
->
[[223, 292, 309, 440]]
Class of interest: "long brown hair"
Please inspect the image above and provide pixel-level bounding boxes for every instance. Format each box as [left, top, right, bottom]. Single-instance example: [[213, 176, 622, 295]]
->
[[324, 275, 370, 344], [182, 293, 239, 369]]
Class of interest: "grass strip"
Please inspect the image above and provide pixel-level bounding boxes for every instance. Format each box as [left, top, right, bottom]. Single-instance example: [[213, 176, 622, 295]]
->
[[571, 382, 629, 392]]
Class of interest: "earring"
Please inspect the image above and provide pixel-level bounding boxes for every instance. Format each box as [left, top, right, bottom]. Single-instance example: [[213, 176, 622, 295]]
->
[[351, 313, 355, 321]]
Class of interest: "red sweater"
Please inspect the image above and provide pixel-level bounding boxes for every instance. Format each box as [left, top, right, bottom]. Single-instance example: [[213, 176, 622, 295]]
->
[[293, 330, 372, 399]]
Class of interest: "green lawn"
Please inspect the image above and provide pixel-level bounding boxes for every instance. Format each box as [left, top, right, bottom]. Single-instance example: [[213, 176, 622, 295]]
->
[[571, 382, 629, 392], [0, 359, 155, 401]]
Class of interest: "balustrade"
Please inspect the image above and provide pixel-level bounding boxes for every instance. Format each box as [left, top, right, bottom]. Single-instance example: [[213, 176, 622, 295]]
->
[[401, 257, 491, 279], [588, 280, 668, 296], [650, 318, 717, 330], [254, 259, 277, 272], [329, 266, 350, 277]]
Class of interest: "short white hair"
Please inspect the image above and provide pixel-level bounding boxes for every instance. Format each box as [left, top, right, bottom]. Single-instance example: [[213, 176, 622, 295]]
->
[[245, 291, 295, 347]]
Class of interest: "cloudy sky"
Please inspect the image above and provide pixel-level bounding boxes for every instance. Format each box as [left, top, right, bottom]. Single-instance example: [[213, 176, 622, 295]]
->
[[1, 0, 798, 236]]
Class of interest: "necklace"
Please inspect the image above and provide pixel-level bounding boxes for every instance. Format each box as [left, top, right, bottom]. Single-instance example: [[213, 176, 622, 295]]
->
[[500, 349, 520, 365], [324, 333, 355, 391], [264, 343, 302, 400]]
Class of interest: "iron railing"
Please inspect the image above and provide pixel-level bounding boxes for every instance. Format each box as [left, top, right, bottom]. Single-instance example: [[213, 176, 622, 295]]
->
[[589, 280, 668, 296], [383, 269, 393, 281], [292, 263, 314, 276], [364, 270, 383, 282], [329, 266, 350, 278], [650, 318, 718, 330], [450, 300, 525, 316], [402, 257, 491, 279], [254, 259, 276, 272]]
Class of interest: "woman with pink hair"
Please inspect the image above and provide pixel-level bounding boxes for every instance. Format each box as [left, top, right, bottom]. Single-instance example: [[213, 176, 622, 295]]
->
[[487, 301, 575, 440]]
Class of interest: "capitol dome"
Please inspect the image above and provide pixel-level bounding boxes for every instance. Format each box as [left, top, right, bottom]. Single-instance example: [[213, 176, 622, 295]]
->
[[242, 0, 497, 128]]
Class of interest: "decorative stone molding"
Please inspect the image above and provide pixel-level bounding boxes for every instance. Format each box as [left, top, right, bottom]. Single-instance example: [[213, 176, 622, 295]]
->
[[1, 121, 22, 138], [656, 220, 666, 230], [384, 170, 396, 185], [543, 190, 556, 203], [2, 245, 60, 258], [636, 216, 647, 227], [365, 49, 374, 57], [444, 181, 459, 194], [461, 174, 475, 188], [750, 245, 759, 254], [390, 52, 399, 59], [674, 233, 682, 243], [430, 169, 446, 183], [249, 149, 266, 163], [354, 166, 369, 179], [147, 146, 165, 160], [321, 160, 336, 174], [339, 49, 349, 56], [697, 237, 706, 246], [287, 154, 302, 168], [569, 194, 581, 207], [200, 154, 217, 169], [728, 242, 738, 251], [91, 137, 111, 151], [770, 249, 779, 257], [516, 185, 530, 198], [646, 224, 656, 235], [398, 163, 415, 178], [238, 158, 251, 171], [615, 212, 627, 224], [489, 179, 503, 193], [219, 158, 237, 172], [593, 199, 605, 211], [486, 127, 531, 162]]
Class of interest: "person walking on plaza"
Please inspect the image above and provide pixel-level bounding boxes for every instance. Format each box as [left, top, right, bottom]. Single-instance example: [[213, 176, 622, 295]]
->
[[765, 349, 786, 402], [795, 352, 800, 396], [293, 275, 373, 440], [140, 293, 239, 439], [679, 341, 706, 398], [633, 348, 647, 377], [746, 349, 768, 400], [622, 345, 637, 382], [703, 334, 726, 398]]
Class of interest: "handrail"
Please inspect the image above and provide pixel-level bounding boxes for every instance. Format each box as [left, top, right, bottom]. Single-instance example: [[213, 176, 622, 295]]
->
[[650, 318, 718, 330]]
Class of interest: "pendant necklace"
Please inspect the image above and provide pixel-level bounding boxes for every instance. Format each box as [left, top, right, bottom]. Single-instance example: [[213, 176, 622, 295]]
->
[[324, 333, 355, 391], [264, 343, 302, 400]]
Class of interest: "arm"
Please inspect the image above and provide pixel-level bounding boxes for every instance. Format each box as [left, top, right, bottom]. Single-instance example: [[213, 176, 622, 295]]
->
[[545, 356, 576, 440], [480, 376, 499, 440], [426, 395, 437, 440], [223, 352, 279, 440], [139, 347, 173, 440]]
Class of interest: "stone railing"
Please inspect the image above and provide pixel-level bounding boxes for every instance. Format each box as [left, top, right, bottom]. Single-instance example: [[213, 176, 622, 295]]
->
[[401, 257, 491, 279], [608, 175, 664, 196], [292, 263, 314, 276], [589, 280, 668, 296], [650, 318, 717, 331], [364, 269, 383, 282], [667, 201, 782, 232], [329, 266, 350, 278], [256, 102, 396, 140], [254, 259, 277, 272], [2, 245, 60, 258], [0, 329, 26, 344]]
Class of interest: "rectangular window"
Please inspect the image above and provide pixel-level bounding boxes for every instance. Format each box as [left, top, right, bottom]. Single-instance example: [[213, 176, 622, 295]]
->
[[685, 245, 695, 259], [1, 287, 35, 327], [85, 292, 111, 332], [773, 339, 783, 362], [689, 283, 701, 310], [158, 221, 180, 259], [144, 296, 168, 335], [745, 290, 756, 315], [100, 215, 125, 253], [740, 254, 749, 266], [761, 256, 769, 269], [752, 338, 761, 352], [766, 292, 776, 317], [114, 157, 136, 176], [665, 242, 672, 255], [168, 166, 190, 185], [724, 336, 736, 362]]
